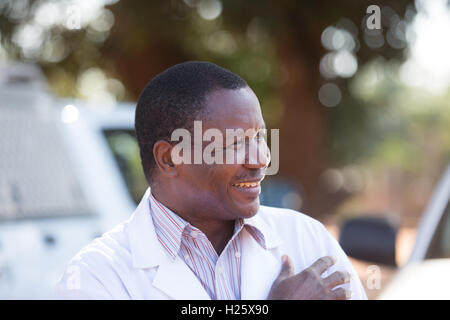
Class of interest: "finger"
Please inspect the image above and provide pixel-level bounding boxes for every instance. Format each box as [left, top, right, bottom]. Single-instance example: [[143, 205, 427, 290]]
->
[[324, 271, 352, 290], [277, 255, 295, 280], [308, 256, 336, 276], [330, 287, 352, 300]]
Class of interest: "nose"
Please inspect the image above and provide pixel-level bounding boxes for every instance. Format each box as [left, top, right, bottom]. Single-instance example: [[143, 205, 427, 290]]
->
[[244, 138, 271, 169]]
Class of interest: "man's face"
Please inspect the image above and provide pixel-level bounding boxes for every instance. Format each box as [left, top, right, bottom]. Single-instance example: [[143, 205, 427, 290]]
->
[[174, 87, 269, 221]]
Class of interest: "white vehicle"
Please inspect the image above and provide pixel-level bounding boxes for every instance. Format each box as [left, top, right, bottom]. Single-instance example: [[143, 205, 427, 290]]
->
[[339, 165, 450, 299], [0, 64, 142, 299]]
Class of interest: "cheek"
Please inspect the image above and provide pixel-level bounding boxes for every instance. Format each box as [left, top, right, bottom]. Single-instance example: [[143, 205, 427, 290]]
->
[[181, 164, 235, 193], [202, 165, 236, 193]]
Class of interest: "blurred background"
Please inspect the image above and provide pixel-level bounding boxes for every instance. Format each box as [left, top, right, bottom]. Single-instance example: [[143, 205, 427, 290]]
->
[[0, 0, 449, 299]]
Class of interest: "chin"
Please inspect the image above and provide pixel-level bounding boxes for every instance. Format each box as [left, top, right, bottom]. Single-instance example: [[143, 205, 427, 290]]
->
[[236, 199, 260, 218]]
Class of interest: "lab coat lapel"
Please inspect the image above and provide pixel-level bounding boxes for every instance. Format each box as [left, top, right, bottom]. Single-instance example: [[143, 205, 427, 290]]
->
[[240, 228, 282, 300], [129, 188, 210, 300], [152, 258, 211, 300]]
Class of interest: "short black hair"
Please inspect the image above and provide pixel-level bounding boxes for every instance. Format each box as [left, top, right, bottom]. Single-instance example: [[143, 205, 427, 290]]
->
[[135, 61, 248, 183]]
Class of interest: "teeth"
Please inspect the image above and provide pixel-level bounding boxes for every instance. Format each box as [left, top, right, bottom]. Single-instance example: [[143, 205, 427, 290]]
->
[[233, 182, 259, 188]]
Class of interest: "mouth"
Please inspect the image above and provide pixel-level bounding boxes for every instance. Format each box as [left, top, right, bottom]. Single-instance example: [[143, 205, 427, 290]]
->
[[230, 177, 264, 198], [231, 181, 261, 188]]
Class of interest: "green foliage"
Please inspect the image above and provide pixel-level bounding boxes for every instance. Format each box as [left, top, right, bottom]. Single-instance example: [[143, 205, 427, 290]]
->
[[2, 0, 447, 178]]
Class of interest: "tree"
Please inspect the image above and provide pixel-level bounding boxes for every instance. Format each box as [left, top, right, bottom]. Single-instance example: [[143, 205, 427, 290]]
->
[[0, 0, 417, 217]]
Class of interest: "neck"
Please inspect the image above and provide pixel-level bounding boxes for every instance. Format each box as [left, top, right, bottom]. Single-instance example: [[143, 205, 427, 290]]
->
[[190, 218, 235, 256]]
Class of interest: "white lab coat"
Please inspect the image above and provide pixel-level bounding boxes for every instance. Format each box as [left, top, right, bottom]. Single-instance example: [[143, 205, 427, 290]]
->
[[55, 188, 367, 299]]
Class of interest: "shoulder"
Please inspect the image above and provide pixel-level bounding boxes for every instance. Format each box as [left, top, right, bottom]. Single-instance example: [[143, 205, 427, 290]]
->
[[59, 219, 133, 286], [70, 220, 132, 269], [256, 205, 336, 250], [55, 220, 133, 299], [258, 205, 328, 235]]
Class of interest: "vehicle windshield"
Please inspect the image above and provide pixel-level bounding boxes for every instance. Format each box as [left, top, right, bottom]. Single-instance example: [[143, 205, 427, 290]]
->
[[426, 200, 450, 259]]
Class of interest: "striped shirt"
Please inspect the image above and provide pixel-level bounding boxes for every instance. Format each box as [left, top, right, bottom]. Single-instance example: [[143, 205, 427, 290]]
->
[[148, 192, 267, 300]]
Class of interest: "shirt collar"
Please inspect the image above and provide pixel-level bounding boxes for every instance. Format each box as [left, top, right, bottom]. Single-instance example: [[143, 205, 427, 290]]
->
[[148, 190, 277, 259], [243, 208, 283, 249], [148, 192, 188, 260]]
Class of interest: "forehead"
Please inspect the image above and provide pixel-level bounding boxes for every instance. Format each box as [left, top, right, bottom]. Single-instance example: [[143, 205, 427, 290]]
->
[[202, 87, 265, 130]]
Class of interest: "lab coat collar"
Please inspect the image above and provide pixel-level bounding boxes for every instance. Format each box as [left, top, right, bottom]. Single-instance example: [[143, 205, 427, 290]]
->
[[128, 188, 167, 269], [128, 189, 211, 299], [244, 206, 283, 249]]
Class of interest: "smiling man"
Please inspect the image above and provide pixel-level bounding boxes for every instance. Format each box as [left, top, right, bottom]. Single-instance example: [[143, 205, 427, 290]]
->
[[55, 61, 367, 300]]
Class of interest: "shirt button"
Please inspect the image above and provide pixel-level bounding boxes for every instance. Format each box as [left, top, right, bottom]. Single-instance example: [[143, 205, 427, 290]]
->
[[235, 251, 241, 258], [217, 267, 223, 275], [184, 254, 190, 260]]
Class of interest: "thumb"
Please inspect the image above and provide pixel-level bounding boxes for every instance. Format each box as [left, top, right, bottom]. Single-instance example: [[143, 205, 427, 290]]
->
[[277, 255, 294, 280]]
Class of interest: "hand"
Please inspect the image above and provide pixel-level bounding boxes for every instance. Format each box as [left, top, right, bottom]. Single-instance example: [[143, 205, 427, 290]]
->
[[267, 255, 352, 300]]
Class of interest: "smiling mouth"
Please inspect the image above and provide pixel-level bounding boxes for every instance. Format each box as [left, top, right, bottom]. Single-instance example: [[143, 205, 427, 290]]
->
[[232, 181, 260, 188]]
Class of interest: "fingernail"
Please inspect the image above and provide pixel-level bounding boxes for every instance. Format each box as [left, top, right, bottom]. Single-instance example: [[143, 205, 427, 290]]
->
[[282, 255, 287, 263]]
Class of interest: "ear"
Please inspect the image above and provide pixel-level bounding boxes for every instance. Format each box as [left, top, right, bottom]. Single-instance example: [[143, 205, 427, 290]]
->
[[153, 140, 178, 178]]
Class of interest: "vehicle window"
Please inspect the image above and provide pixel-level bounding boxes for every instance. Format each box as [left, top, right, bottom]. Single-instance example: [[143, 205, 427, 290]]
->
[[426, 200, 450, 259], [103, 129, 148, 205]]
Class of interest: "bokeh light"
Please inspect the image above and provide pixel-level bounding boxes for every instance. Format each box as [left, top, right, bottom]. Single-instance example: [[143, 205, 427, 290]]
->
[[318, 83, 342, 107]]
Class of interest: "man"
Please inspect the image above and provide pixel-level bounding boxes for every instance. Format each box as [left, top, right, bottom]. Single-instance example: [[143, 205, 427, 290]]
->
[[55, 61, 367, 300]]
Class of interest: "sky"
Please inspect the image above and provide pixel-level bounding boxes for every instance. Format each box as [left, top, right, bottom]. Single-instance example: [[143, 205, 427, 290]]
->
[[401, 0, 450, 93]]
